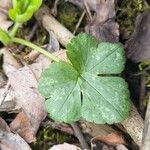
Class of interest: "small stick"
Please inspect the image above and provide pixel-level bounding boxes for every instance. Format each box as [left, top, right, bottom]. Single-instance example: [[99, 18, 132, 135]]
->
[[141, 96, 150, 150], [73, 10, 86, 35], [83, 0, 92, 21], [71, 123, 90, 150], [122, 104, 144, 146], [41, 120, 74, 135], [51, 0, 60, 16], [18, 23, 38, 51]]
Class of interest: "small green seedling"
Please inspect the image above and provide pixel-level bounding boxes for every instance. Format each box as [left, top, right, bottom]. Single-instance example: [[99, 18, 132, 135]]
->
[[9, 0, 42, 23], [38, 34, 131, 124], [0, 0, 59, 62], [9, 0, 42, 37], [0, 0, 131, 124]]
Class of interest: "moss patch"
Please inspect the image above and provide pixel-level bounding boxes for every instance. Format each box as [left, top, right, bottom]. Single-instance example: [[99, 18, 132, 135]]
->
[[57, 1, 81, 32], [30, 125, 75, 150], [116, 0, 149, 38]]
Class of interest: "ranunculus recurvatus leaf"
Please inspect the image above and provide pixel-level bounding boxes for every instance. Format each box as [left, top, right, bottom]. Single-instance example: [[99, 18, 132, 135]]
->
[[39, 33, 131, 124]]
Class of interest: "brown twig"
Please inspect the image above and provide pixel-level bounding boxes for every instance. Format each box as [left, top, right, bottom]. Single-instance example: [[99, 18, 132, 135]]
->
[[83, 0, 92, 21], [18, 23, 38, 51], [141, 96, 150, 150], [71, 123, 90, 150], [51, 0, 60, 16], [122, 104, 144, 146], [41, 120, 74, 135], [73, 10, 86, 35], [35, 6, 73, 47]]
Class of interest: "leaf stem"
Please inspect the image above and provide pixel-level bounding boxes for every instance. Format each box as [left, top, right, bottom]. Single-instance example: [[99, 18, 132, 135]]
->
[[9, 22, 21, 37], [11, 37, 60, 62]]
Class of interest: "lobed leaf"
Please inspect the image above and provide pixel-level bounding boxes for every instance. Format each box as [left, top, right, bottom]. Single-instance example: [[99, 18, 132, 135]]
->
[[39, 33, 131, 124]]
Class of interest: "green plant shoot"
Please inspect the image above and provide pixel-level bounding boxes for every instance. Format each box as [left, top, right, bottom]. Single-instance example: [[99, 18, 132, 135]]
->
[[7, 0, 42, 37], [9, 0, 42, 23]]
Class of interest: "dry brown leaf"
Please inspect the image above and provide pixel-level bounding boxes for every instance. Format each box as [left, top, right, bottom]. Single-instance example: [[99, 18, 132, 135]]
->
[[10, 111, 36, 143], [49, 143, 81, 150], [68, 0, 99, 11], [7, 65, 47, 143], [126, 11, 150, 62], [68, 0, 119, 42], [47, 30, 60, 52], [85, 0, 119, 42], [0, 117, 10, 132], [1, 48, 22, 74], [0, 117, 31, 150], [80, 122, 116, 137], [91, 133, 126, 146], [2, 47, 66, 143], [0, 131, 32, 150], [1, 48, 47, 143], [0, 86, 16, 112], [0, 0, 13, 31], [0, 70, 16, 112]]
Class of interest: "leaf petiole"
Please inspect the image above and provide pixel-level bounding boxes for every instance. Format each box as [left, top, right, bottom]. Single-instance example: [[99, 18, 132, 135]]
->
[[9, 22, 21, 37], [11, 37, 60, 62]]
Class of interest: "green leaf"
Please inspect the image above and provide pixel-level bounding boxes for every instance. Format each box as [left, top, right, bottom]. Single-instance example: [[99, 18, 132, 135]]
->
[[81, 73, 130, 124], [67, 33, 98, 74], [9, 0, 42, 23], [0, 28, 11, 45], [39, 62, 81, 123], [38, 33, 131, 124], [67, 34, 125, 74]]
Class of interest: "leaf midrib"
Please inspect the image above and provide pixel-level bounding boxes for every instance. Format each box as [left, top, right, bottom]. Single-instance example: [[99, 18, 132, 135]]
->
[[83, 45, 121, 74], [58, 81, 80, 114], [80, 74, 123, 119]]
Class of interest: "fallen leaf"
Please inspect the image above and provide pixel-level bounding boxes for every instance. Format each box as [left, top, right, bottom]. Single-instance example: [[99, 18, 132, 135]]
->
[[1, 48, 67, 143], [47, 30, 60, 52], [10, 111, 36, 143], [81, 122, 118, 137], [0, 0, 13, 31], [68, 0, 99, 12], [0, 85, 16, 112], [85, 0, 119, 42], [91, 133, 126, 146], [49, 143, 81, 150], [0, 117, 10, 131], [0, 130, 32, 150], [0, 117, 32, 150], [1, 48, 22, 74], [0, 69, 16, 112], [126, 11, 150, 62], [7, 65, 47, 143]]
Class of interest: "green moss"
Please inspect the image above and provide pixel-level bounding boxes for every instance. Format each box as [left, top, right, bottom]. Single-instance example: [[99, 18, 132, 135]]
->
[[30, 125, 74, 150], [116, 0, 149, 37], [57, 1, 81, 32]]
